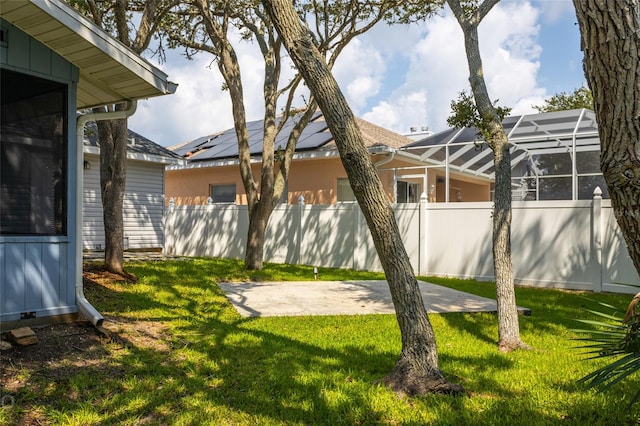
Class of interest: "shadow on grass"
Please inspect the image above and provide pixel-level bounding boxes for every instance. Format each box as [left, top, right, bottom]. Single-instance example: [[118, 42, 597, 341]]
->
[[4, 260, 638, 425]]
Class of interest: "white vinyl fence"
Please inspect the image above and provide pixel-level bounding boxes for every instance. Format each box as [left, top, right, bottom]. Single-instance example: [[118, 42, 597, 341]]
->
[[165, 191, 639, 293]]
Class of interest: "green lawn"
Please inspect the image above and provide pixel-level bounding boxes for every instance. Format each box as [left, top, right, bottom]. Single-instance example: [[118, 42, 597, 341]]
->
[[3, 258, 639, 425]]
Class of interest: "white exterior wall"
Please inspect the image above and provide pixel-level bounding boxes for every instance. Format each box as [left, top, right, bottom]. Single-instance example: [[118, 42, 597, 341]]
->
[[83, 154, 166, 250], [165, 196, 639, 293]]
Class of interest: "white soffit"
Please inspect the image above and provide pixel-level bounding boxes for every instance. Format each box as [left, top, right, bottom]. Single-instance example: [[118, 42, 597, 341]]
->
[[0, 0, 177, 108]]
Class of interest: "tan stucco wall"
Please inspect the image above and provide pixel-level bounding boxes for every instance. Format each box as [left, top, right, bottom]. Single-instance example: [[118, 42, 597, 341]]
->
[[166, 155, 492, 205], [432, 172, 491, 202], [289, 157, 347, 204], [166, 156, 405, 205]]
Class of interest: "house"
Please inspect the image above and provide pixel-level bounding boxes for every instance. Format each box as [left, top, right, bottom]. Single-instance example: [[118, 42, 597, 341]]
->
[[82, 125, 184, 252], [166, 112, 490, 205], [402, 108, 606, 202], [0, 0, 176, 329]]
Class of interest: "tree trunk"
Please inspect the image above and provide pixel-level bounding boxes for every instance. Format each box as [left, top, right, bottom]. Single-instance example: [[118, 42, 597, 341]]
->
[[95, 110, 128, 275], [448, 0, 528, 352], [81, 0, 163, 278], [492, 136, 525, 351], [573, 0, 640, 276], [245, 201, 273, 270], [263, 0, 463, 396]]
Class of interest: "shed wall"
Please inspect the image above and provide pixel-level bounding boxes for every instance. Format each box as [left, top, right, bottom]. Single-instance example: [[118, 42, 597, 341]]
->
[[82, 154, 166, 250], [0, 20, 79, 324]]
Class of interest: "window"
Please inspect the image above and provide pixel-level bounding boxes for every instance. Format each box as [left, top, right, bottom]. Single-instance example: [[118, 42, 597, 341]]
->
[[209, 183, 236, 203], [337, 178, 355, 202], [0, 70, 67, 235], [396, 181, 420, 203]]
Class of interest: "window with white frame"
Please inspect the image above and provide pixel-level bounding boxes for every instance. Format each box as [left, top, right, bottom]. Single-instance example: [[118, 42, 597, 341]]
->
[[396, 181, 420, 203], [209, 183, 236, 203]]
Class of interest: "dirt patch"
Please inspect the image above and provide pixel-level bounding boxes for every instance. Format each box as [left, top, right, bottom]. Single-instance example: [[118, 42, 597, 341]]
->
[[83, 262, 138, 284], [0, 266, 170, 424]]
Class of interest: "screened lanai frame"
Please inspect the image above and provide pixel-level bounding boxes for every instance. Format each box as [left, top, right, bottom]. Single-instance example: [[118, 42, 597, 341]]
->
[[402, 108, 607, 202]]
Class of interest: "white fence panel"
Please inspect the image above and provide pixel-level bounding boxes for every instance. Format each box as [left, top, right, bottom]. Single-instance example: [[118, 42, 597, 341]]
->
[[264, 205, 299, 265], [426, 203, 494, 280], [394, 204, 422, 273], [301, 204, 357, 269], [511, 201, 593, 289], [165, 205, 248, 259], [164, 193, 639, 293], [602, 203, 640, 292]]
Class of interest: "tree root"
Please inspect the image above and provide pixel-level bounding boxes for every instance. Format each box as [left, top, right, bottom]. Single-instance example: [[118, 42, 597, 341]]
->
[[498, 340, 532, 353], [380, 362, 465, 397]]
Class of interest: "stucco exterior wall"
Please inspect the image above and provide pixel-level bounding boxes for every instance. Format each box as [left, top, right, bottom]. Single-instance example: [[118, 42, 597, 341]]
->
[[166, 154, 493, 206], [166, 156, 404, 205]]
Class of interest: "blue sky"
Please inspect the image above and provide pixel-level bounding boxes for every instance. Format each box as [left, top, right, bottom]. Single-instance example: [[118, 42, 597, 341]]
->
[[129, 0, 587, 147]]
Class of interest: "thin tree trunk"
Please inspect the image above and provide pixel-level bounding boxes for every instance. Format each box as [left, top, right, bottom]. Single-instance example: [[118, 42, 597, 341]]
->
[[95, 109, 128, 274], [263, 0, 463, 396], [448, 0, 528, 351], [492, 135, 524, 351], [573, 0, 640, 276]]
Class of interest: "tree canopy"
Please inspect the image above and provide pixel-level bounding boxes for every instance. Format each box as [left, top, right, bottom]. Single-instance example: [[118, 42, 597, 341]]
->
[[533, 86, 594, 113]]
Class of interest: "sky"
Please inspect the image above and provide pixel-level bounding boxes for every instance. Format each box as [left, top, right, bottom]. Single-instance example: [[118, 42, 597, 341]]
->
[[128, 0, 586, 148]]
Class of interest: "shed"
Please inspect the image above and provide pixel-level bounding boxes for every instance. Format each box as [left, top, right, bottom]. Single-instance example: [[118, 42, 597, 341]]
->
[[0, 0, 176, 329], [82, 125, 184, 251]]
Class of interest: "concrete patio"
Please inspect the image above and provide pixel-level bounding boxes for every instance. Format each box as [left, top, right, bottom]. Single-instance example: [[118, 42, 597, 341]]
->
[[219, 280, 530, 317]]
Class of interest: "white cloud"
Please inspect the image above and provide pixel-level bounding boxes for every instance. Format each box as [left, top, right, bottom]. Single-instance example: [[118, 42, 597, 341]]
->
[[130, 31, 275, 147], [129, 54, 232, 146], [362, 91, 428, 131], [354, 1, 548, 135], [130, 1, 584, 146], [534, 0, 575, 23], [332, 39, 386, 110]]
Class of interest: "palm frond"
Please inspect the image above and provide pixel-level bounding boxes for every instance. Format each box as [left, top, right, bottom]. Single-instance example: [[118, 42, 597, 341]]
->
[[573, 294, 640, 407]]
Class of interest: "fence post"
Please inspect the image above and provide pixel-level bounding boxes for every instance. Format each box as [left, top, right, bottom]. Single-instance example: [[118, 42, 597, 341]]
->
[[592, 187, 603, 292], [297, 195, 305, 265], [419, 192, 428, 276]]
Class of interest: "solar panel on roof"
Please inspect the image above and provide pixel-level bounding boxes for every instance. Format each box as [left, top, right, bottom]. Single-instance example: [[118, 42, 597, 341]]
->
[[245, 119, 264, 130], [172, 136, 211, 155], [298, 120, 329, 136], [190, 135, 239, 159], [195, 143, 239, 160], [297, 132, 333, 150]]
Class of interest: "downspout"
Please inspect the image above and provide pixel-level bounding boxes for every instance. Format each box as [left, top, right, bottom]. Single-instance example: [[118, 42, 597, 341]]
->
[[75, 101, 137, 327], [374, 150, 397, 202]]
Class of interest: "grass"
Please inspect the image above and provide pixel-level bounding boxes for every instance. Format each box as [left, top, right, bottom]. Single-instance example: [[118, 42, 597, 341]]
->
[[2, 257, 639, 425]]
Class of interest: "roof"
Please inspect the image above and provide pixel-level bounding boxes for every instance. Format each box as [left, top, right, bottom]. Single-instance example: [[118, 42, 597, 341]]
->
[[0, 0, 177, 108], [402, 109, 600, 179], [171, 111, 414, 162], [83, 122, 184, 165]]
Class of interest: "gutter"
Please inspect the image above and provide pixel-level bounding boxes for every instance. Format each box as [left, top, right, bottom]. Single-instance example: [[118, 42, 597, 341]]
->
[[75, 101, 137, 327], [374, 149, 396, 168]]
